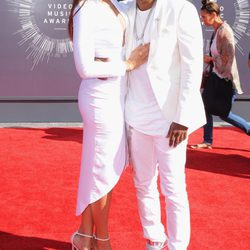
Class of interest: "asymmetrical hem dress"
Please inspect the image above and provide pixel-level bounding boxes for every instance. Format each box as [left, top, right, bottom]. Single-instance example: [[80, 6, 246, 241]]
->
[[73, 0, 127, 216]]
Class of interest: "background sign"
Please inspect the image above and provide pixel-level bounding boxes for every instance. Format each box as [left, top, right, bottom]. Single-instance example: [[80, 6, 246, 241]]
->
[[0, 0, 80, 99], [0, 0, 249, 100]]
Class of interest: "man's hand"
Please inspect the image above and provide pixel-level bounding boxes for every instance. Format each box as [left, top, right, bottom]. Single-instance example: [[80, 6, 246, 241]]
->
[[167, 122, 188, 147]]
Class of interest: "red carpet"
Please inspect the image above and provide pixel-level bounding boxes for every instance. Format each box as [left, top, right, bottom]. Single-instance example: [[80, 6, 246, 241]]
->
[[0, 127, 249, 250]]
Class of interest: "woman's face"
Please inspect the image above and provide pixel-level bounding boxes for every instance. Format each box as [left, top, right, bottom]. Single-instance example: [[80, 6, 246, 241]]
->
[[200, 10, 215, 26]]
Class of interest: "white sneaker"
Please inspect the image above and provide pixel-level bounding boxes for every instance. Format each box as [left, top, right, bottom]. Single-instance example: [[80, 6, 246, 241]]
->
[[146, 239, 168, 250]]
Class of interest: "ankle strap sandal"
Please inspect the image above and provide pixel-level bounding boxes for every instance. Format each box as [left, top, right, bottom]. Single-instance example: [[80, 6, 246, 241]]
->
[[71, 231, 94, 250], [94, 235, 110, 241]]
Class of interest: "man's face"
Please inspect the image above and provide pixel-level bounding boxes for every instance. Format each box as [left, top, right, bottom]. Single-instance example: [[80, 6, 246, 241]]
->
[[136, 0, 155, 5]]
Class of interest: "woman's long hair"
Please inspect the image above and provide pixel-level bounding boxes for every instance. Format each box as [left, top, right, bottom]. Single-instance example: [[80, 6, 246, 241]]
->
[[201, 0, 220, 15], [68, 0, 86, 41]]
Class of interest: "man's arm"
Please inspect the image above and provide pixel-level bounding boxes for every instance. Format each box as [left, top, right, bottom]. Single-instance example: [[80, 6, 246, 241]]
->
[[167, 2, 203, 147]]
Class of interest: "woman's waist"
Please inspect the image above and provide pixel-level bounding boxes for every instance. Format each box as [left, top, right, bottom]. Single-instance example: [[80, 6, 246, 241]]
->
[[79, 78, 127, 96], [95, 47, 125, 60], [81, 76, 124, 85]]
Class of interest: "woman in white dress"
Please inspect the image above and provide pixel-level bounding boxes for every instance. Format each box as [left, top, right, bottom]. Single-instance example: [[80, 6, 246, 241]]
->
[[68, 0, 149, 249]]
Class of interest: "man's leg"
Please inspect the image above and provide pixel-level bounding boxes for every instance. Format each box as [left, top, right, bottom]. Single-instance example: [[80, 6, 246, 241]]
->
[[155, 137, 190, 250], [128, 127, 166, 243]]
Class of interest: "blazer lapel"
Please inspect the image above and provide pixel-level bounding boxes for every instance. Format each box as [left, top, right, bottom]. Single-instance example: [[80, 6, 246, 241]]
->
[[147, 0, 166, 61]]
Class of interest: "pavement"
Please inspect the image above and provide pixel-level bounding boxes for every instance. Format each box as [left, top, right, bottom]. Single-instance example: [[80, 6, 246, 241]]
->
[[0, 122, 83, 128], [0, 122, 232, 128]]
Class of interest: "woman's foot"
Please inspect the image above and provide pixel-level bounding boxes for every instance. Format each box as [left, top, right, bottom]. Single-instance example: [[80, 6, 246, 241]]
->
[[190, 143, 212, 149], [71, 231, 93, 250]]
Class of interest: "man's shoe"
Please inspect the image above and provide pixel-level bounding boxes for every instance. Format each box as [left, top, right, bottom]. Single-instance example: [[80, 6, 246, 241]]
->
[[146, 239, 168, 250]]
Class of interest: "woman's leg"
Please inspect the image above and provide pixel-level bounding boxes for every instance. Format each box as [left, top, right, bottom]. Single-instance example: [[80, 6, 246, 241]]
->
[[219, 92, 250, 135], [203, 111, 213, 144], [220, 112, 250, 135], [79, 205, 94, 234], [73, 205, 94, 250], [190, 111, 213, 149], [91, 192, 112, 250]]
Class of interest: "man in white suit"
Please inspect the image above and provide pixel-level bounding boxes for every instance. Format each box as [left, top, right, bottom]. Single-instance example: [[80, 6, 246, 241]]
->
[[123, 0, 206, 249]]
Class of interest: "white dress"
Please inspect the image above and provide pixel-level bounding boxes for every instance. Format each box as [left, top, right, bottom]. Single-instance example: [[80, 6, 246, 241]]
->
[[73, 0, 127, 216]]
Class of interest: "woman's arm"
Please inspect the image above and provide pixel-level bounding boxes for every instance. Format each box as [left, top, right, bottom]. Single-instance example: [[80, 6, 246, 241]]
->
[[73, 3, 126, 79], [214, 24, 235, 78], [73, 2, 149, 79]]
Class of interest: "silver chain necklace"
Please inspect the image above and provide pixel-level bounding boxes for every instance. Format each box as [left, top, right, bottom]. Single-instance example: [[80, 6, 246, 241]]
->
[[134, 0, 157, 45]]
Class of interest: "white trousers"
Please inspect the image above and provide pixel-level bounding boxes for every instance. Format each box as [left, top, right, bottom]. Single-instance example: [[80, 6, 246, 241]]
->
[[128, 127, 190, 250]]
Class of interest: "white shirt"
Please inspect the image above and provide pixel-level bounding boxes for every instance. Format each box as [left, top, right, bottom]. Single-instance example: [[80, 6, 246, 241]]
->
[[210, 31, 224, 79], [125, 7, 168, 136]]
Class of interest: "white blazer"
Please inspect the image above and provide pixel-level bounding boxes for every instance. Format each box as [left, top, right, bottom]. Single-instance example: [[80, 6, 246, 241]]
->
[[122, 0, 206, 134]]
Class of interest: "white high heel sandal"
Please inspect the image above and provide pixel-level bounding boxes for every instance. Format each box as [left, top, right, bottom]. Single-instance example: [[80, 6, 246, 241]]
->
[[71, 231, 93, 250]]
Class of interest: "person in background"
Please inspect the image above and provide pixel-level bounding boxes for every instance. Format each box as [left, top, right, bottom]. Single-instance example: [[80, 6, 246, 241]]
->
[[122, 0, 205, 249], [191, 0, 250, 149], [68, 0, 149, 249]]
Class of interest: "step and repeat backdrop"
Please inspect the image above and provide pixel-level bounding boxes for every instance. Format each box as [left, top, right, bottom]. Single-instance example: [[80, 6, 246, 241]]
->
[[0, 0, 249, 100], [0, 0, 79, 99]]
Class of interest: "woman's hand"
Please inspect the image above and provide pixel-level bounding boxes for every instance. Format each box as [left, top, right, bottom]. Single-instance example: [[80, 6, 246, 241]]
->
[[204, 55, 213, 64], [125, 43, 150, 71]]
